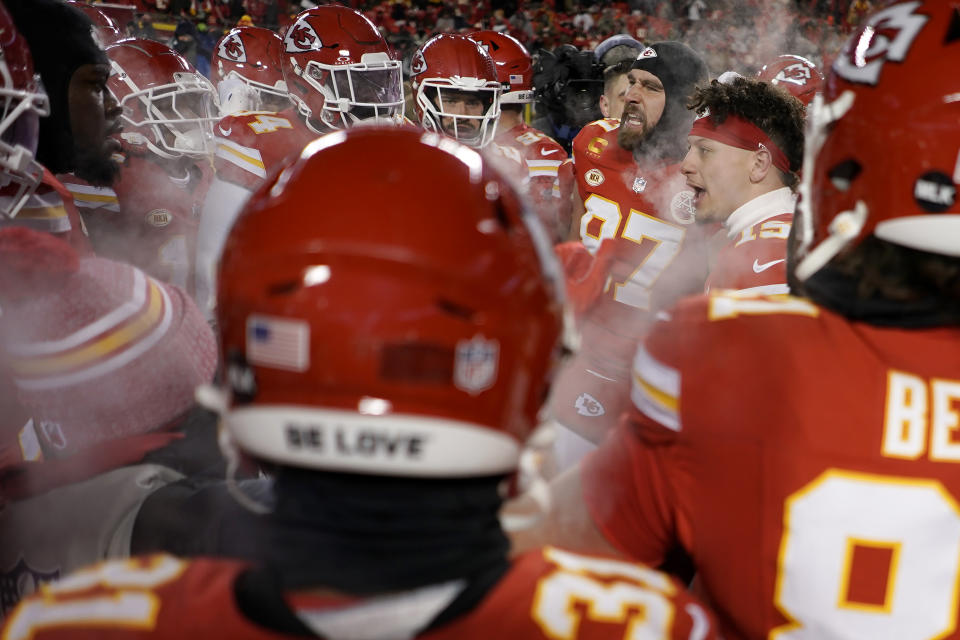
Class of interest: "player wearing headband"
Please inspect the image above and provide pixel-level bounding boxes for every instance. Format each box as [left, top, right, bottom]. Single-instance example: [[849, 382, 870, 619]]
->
[[681, 76, 805, 294]]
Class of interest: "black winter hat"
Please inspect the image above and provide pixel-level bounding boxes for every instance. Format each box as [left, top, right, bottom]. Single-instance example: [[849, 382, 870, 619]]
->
[[6, 0, 108, 173], [631, 41, 709, 163]]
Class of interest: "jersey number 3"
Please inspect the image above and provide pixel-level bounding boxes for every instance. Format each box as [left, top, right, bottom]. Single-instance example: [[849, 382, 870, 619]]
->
[[533, 547, 711, 639]]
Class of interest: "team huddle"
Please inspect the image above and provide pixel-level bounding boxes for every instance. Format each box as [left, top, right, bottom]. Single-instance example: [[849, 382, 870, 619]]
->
[[0, 0, 958, 638]]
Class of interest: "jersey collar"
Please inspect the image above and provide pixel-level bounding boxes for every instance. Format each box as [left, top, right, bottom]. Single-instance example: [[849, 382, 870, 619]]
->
[[724, 186, 796, 238]]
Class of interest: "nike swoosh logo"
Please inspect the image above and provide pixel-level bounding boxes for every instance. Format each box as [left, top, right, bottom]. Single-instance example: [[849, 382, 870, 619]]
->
[[540, 148, 560, 156], [218, 125, 232, 136], [753, 258, 785, 273]]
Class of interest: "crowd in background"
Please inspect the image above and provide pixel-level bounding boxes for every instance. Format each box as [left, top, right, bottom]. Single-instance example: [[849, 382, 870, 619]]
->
[[102, 0, 874, 78]]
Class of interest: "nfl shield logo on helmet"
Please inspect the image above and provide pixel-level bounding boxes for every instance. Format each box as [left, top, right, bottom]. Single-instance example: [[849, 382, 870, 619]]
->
[[454, 335, 499, 395]]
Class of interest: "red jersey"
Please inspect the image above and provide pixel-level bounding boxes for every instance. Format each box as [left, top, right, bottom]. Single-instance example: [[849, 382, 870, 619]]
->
[[61, 153, 211, 294], [2, 550, 718, 639], [495, 122, 567, 239], [705, 188, 793, 295], [570, 119, 708, 327], [549, 120, 709, 440], [583, 290, 960, 639], [212, 109, 321, 191], [5, 170, 93, 256]]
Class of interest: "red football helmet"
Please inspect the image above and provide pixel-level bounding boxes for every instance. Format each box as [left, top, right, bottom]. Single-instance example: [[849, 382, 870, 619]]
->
[[756, 54, 823, 106], [469, 30, 534, 105], [794, 0, 960, 282], [204, 127, 564, 478], [411, 34, 501, 148], [0, 0, 49, 221], [280, 6, 403, 130], [212, 26, 290, 116], [65, 1, 123, 46], [107, 39, 219, 160]]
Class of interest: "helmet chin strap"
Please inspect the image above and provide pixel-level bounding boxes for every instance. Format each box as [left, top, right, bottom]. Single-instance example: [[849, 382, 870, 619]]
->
[[219, 423, 272, 515], [197, 382, 272, 515], [795, 200, 868, 282]]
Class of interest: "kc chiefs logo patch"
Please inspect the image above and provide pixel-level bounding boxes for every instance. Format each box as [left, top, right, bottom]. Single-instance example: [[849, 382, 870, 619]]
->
[[834, 1, 928, 85], [410, 50, 427, 76], [218, 32, 246, 62], [575, 392, 605, 417], [637, 46, 657, 60], [284, 19, 322, 53]]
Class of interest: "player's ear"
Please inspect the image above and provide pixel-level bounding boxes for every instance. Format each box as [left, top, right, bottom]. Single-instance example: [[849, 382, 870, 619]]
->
[[750, 144, 773, 183], [598, 94, 610, 119]]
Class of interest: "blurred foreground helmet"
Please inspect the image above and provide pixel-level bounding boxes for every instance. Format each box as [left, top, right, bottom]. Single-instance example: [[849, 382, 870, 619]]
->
[[208, 127, 564, 477], [794, 0, 960, 281]]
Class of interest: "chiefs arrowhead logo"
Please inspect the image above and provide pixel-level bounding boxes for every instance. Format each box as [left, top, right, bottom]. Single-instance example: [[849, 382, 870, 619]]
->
[[834, 2, 928, 85], [637, 46, 657, 60], [574, 393, 605, 417], [410, 50, 427, 76], [773, 63, 813, 87], [284, 19, 323, 53], [218, 32, 246, 62]]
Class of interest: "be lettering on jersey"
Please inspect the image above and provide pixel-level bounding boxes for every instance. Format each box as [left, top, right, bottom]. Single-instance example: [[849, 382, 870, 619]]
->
[[882, 370, 960, 461]]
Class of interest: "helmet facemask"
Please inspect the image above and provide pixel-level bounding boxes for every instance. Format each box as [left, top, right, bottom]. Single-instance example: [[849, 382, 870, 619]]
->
[[0, 67, 49, 221], [417, 80, 501, 149], [217, 68, 289, 116], [294, 52, 404, 128], [114, 64, 220, 160]]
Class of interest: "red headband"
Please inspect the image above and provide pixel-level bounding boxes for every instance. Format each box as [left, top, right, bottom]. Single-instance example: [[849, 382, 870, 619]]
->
[[689, 114, 792, 174]]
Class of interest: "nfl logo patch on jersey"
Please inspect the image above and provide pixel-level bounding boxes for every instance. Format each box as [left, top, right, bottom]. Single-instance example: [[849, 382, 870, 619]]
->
[[585, 168, 605, 187], [454, 335, 499, 395], [632, 177, 647, 194]]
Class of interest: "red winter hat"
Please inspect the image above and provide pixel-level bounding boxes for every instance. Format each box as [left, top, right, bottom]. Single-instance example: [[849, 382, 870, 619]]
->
[[0, 228, 217, 458]]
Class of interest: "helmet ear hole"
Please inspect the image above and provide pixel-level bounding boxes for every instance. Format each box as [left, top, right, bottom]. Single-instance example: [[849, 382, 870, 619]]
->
[[827, 159, 862, 192]]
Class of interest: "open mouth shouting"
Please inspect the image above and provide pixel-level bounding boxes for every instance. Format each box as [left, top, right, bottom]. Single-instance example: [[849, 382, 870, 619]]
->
[[687, 181, 706, 209], [621, 104, 647, 133]]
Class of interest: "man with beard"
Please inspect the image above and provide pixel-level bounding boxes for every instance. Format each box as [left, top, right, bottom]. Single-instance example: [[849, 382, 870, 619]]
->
[[4, 0, 122, 254], [549, 42, 710, 466], [60, 39, 219, 295]]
